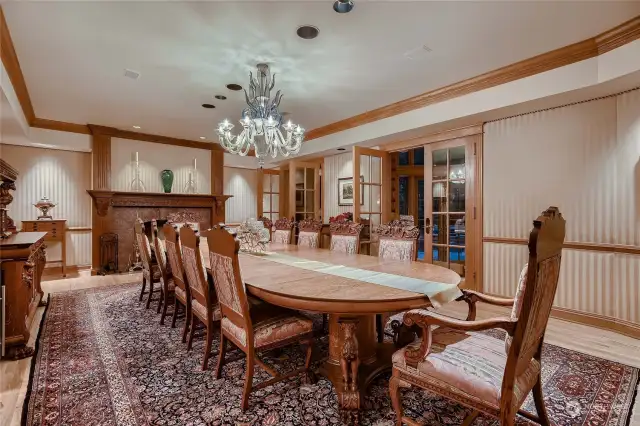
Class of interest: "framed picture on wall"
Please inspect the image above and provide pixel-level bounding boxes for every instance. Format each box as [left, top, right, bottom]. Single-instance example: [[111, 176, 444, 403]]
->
[[338, 176, 364, 206]]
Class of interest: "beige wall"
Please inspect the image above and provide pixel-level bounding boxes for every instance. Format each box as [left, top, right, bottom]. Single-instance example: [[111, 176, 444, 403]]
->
[[111, 138, 212, 194], [483, 89, 640, 326], [0, 144, 92, 267], [224, 167, 257, 223]]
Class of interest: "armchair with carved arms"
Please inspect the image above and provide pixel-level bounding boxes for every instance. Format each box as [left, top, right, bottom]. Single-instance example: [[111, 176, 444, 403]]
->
[[390, 207, 565, 426]]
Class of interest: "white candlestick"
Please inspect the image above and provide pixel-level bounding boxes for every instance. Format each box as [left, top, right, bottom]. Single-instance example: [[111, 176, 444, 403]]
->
[[193, 158, 197, 170], [135, 152, 139, 163]]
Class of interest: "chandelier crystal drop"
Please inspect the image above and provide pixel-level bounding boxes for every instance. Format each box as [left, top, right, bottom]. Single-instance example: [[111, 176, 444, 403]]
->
[[217, 64, 304, 168]]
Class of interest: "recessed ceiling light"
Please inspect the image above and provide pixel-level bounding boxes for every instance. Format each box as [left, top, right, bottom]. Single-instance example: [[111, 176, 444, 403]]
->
[[215, 95, 227, 100], [337, 148, 346, 151], [297, 25, 319, 40], [133, 125, 141, 129], [333, 0, 354, 13], [226, 84, 243, 91], [199, 136, 206, 140], [202, 103, 216, 109]]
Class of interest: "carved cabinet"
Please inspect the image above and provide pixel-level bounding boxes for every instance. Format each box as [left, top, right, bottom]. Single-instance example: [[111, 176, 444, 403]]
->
[[0, 232, 47, 359]]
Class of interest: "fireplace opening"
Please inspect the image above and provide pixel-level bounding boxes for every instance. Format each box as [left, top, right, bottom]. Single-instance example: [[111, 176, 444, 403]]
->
[[99, 233, 118, 275]]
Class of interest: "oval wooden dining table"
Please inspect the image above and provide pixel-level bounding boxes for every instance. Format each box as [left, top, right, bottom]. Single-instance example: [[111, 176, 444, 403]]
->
[[200, 241, 461, 422]]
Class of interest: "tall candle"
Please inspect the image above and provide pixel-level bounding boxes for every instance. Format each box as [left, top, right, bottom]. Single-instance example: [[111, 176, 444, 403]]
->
[[135, 152, 139, 162], [193, 158, 197, 169]]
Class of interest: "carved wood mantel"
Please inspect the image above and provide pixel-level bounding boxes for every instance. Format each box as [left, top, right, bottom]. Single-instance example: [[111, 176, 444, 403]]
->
[[87, 190, 232, 273]]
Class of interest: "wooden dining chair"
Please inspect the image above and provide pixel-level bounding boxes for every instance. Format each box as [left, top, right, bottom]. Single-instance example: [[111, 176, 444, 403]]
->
[[204, 226, 315, 412], [329, 221, 364, 254], [389, 206, 565, 426], [373, 220, 420, 343], [179, 225, 222, 370], [163, 223, 192, 343], [297, 218, 323, 248], [272, 217, 295, 244], [151, 220, 176, 325], [257, 216, 273, 239], [134, 219, 162, 310]]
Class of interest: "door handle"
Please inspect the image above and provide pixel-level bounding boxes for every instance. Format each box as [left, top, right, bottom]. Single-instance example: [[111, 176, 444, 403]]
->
[[425, 217, 431, 235]]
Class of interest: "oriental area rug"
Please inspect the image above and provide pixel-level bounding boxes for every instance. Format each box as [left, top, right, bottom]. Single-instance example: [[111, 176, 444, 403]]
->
[[23, 284, 638, 426]]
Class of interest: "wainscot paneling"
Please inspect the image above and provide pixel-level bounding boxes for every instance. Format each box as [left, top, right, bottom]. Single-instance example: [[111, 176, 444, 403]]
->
[[111, 138, 211, 194], [224, 167, 257, 223], [1, 144, 92, 266]]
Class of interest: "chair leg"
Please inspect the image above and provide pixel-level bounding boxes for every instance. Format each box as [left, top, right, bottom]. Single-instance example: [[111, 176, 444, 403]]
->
[[532, 375, 551, 426], [160, 290, 170, 325], [187, 314, 196, 351], [182, 302, 191, 344], [156, 288, 164, 314], [241, 353, 255, 412], [376, 314, 384, 343], [171, 299, 179, 328], [145, 280, 154, 309], [139, 276, 146, 301], [461, 411, 480, 426], [389, 375, 407, 426], [322, 314, 327, 332], [215, 333, 227, 379], [202, 323, 214, 371]]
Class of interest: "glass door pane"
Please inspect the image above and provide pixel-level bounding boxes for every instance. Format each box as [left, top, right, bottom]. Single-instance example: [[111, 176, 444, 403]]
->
[[424, 144, 467, 278]]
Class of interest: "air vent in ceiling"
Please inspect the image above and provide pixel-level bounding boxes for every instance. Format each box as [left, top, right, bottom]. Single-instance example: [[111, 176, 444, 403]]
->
[[404, 45, 432, 60], [124, 69, 141, 80]]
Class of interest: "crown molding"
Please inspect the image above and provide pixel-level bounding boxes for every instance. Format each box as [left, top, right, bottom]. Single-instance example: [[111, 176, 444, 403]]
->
[[32, 117, 91, 134], [305, 15, 640, 142], [88, 124, 224, 152], [0, 6, 34, 124]]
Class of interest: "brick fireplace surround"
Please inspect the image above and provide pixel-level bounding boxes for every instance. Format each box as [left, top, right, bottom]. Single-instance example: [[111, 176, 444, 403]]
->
[[87, 190, 231, 274]]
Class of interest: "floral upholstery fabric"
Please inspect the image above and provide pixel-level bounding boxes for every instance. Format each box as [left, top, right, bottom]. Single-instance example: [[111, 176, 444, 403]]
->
[[171, 222, 200, 231], [298, 231, 319, 248], [378, 238, 415, 261], [143, 264, 161, 281], [175, 286, 186, 303], [164, 276, 176, 292], [155, 237, 172, 276], [392, 327, 540, 414], [330, 234, 358, 254], [505, 263, 528, 352], [165, 240, 183, 280], [221, 314, 313, 349], [272, 230, 291, 244], [192, 298, 221, 321], [209, 252, 243, 315], [181, 246, 206, 299]]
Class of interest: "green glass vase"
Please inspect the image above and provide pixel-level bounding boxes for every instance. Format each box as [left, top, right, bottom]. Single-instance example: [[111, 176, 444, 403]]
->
[[160, 169, 174, 193]]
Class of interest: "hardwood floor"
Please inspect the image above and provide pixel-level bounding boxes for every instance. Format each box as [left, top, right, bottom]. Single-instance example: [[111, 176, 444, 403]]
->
[[1, 272, 639, 426]]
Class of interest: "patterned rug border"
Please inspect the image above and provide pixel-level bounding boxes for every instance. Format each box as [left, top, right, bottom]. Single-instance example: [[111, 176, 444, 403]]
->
[[22, 282, 640, 426], [20, 293, 50, 426]]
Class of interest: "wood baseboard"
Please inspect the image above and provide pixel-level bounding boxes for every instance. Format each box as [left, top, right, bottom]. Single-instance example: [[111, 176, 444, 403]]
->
[[550, 307, 640, 340], [42, 264, 91, 277]]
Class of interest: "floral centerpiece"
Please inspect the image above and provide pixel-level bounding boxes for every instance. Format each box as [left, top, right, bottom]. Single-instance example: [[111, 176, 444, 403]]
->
[[236, 218, 270, 254], [329, 212, 353, 223]]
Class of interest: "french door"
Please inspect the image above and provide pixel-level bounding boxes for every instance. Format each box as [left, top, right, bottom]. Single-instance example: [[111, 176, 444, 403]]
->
[[423, 139, 478, 288]]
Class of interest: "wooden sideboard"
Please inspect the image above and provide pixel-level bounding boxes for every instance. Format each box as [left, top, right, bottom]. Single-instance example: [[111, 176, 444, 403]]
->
[[0, 232, 47, 359], [22, 219, 67, 277]]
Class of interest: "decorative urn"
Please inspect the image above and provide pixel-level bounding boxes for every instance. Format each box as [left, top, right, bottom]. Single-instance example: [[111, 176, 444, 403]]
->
[[34, 196, 56, 220]]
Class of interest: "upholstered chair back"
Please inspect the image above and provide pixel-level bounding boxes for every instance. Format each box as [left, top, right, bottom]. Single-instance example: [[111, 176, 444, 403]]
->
[[329, 222, 364, 254], [504, 263, 529, 352], [272, 217, 294, 244], [297, 219, 323, 248], [151, 220, 170, 276], [203, 226, 253, 348], [134, 219, 153, 272], [375, 220, 420, 261], [163, 223, 189, 298], [399, 215, 415, 226], [180, 226, 214, 318], [505, 207, 565, 383]]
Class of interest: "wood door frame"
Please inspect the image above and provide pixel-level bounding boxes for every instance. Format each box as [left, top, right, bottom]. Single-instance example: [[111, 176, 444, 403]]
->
[[256, 168, 280, 219], [352, 146, 391, 225], [422, 136, 482, 290], [287, 160, 322, 221]]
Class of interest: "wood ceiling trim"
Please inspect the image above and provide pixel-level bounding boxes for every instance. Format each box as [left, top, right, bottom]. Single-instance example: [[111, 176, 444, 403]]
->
[[32, 118, 91, 134], [305, 15, 640, 142], [382, 124, 483, 152], [88, 124, 224, 152], [0, 6, 35, 124]]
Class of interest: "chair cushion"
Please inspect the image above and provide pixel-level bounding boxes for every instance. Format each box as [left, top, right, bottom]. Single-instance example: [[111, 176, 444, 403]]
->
[[222, 312, 313, 349], [505, 263, 528, 352], [164, 276, 176, 292], [192, 299, 222, 322], [392, 327, 540, 413]]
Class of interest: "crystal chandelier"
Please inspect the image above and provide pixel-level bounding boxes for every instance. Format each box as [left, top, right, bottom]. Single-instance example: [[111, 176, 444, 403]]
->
[[217, 64, 304, 168]]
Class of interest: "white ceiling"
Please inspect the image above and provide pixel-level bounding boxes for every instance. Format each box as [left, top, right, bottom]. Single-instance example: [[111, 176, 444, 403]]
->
[[4, 1, 640, 142]]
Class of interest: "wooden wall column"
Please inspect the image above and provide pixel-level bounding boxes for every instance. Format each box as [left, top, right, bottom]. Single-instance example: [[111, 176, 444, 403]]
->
[[90, 132, 111, 274], [211, 150, 224, 195]]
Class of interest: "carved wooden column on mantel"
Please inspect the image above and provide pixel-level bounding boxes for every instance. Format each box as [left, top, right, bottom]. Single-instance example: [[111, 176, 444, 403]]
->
[[211, 149, 224, 196], [89, 127, 112, 272]]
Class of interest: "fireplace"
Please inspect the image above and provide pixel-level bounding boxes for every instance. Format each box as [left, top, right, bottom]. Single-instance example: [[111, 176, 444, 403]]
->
[[87, 190, 231, 274]]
